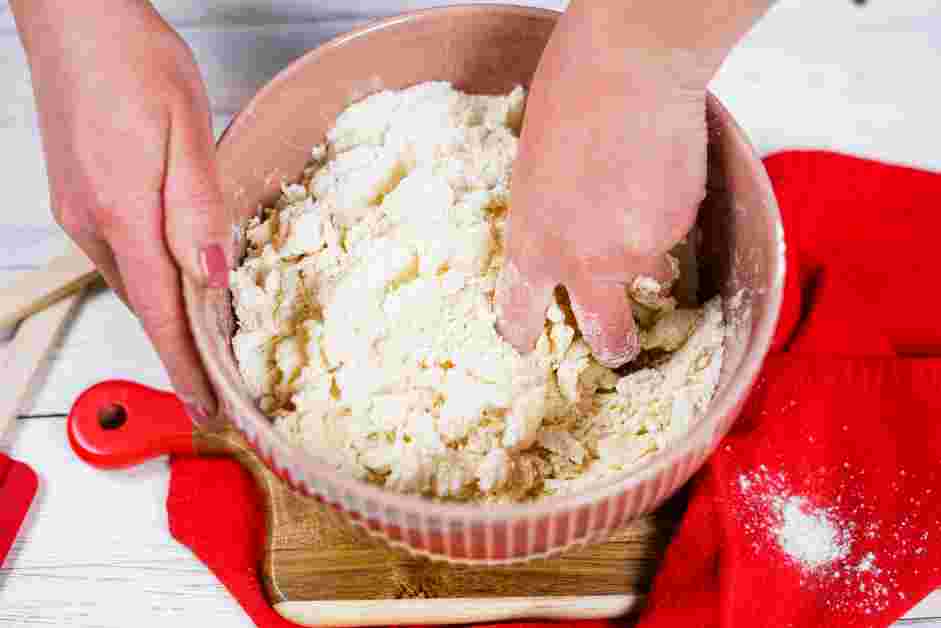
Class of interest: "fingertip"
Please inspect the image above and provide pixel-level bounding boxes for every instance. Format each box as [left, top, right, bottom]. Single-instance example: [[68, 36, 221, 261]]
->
[[177, 384, 219, 427], [109, 240, 220, 423], [495, 259, 553, 354], [568, 279, 640, 368], [496, 311, 543, 355], [154, 331, 219, 424]]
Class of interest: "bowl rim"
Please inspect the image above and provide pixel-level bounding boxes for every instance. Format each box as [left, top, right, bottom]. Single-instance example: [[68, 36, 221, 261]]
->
[[198, 3, 787, 527]]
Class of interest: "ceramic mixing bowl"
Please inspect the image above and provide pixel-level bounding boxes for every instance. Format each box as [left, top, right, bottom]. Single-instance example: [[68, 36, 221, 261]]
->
[[183, 4, 786, 564]]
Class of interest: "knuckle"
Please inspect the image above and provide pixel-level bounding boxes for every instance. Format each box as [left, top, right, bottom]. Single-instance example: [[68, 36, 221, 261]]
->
[[628, 235, 663, 261], [170, 79, 209, 117], [92, 204, 140, 242], [164, 197, 229, 248], [626, 209, 697, 260], [92, 203, 129, 234], [51, 190, 160, 248], [572, 242, 632, 282], [167, 28, 197, 61], [158, 29, 200, 84], [163, 59, 210, 119], [164, 191, 224, 215], [509, 236, 567, 282], [91, 192, 162, 241], [53, 203, 87, 238], [149, 55, 206, 118], [167, 29, 199, 70]]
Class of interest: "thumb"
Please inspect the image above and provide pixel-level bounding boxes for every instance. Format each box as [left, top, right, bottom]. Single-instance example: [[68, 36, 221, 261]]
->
[[567, 277, 640, 369], [163, 91, 233, 289]]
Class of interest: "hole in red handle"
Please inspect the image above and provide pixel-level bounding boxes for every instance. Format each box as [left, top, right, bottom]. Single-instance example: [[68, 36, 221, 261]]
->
[[97, 403, 128, 430]]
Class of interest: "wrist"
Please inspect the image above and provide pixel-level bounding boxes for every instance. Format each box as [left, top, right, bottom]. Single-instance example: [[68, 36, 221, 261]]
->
[[11, 0, 162, 57], [564, 0, 772, 91]]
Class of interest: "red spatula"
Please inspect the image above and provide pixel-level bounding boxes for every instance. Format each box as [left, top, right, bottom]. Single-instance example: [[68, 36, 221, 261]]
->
[[0, 456, 37, 566], [0, 286, 88, 566]]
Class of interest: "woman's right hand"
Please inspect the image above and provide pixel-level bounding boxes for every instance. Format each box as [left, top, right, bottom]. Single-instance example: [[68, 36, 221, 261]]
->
[[497, 0, 772, 366], [12, 0, 231, 421]]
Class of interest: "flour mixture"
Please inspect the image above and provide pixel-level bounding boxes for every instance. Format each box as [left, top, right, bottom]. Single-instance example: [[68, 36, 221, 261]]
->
[[230, 81, 726, 502]]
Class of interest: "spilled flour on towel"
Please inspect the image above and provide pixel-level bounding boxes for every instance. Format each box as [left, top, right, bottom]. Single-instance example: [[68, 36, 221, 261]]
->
[[739, 467, 853, 573], [774, 494, 851, 570], [734, 466, 922, 616]]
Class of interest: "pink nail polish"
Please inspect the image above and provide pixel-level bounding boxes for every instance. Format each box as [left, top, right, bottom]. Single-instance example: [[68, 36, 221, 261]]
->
[[200, 244, 229, 288], [183, 401, 211, 426]]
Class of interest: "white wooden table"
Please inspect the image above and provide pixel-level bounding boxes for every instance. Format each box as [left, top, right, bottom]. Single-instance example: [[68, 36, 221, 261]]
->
[[1, 0, 940, 625]]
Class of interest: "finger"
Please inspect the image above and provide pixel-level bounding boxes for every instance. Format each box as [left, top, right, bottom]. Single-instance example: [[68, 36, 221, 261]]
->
[[101, 199, 218, 421], [567, 278, 640, 368], [495, 258, 555, 354], [163, 85, 233, 290]]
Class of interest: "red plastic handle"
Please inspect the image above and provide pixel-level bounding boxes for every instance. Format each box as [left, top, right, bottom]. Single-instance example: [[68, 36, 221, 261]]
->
[[67, 380, 196, 469]]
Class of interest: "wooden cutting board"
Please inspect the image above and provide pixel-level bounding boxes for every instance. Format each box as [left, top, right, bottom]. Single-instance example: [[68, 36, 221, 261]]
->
[[68, 380, 679, 627]]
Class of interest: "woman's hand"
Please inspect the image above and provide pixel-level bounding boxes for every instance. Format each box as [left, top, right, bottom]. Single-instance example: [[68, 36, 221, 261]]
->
[[497, 0, 769, 367], [13, 0, 230, 420]]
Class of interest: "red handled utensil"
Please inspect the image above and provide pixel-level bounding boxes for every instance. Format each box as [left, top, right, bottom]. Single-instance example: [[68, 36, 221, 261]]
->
[[68, 380, 197, 469], [0, 456, 37, 567], [68, 380, 259, 485]]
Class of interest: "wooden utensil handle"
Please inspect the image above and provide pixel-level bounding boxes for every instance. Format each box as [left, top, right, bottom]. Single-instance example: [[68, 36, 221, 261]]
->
[[68, 381, 196, 468], [0, 246, 99, 331], [0, 290, 87, 439], [275, 595, 639, 627]]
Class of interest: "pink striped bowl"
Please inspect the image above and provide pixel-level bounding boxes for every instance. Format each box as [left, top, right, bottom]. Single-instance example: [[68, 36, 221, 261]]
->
[[184, 5, 785, 564]]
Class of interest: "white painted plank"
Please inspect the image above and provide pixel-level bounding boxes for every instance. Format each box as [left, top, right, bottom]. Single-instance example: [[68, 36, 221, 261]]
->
[[0, 3, 939, 171], [1, 416, 937, 627], [2, 276, 939, 615], [7, 284, 171, 416], [0, 227, 67, 271], [904, 591, 941, 622], [1, 279, 939, 624], [0, 416, 253, 628], [0, 115, 233, 258], [1, 1, 940, 625], [712, 0, 941, 172]]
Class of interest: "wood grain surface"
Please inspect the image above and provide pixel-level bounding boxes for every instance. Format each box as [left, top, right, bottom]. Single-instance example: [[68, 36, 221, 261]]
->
[[0, 247, 97, 333], [0, 290, 86, 438], [192, 427, 673, 625]]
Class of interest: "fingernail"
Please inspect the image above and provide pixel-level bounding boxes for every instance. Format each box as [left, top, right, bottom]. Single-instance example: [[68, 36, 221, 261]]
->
[[200, 244, 230, 289], [182, 401, 211, 426]]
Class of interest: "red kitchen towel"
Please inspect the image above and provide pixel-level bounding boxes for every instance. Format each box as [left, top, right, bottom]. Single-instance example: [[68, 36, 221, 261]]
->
[[166, 150, 941, 628]]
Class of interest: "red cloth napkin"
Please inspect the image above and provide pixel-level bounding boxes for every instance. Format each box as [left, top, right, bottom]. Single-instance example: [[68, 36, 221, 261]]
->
[[167, 150, 941, 628]]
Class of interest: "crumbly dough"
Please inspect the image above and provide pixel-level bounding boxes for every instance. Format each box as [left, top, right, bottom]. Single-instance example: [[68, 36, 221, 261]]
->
[[230, 81, 726, 502]]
